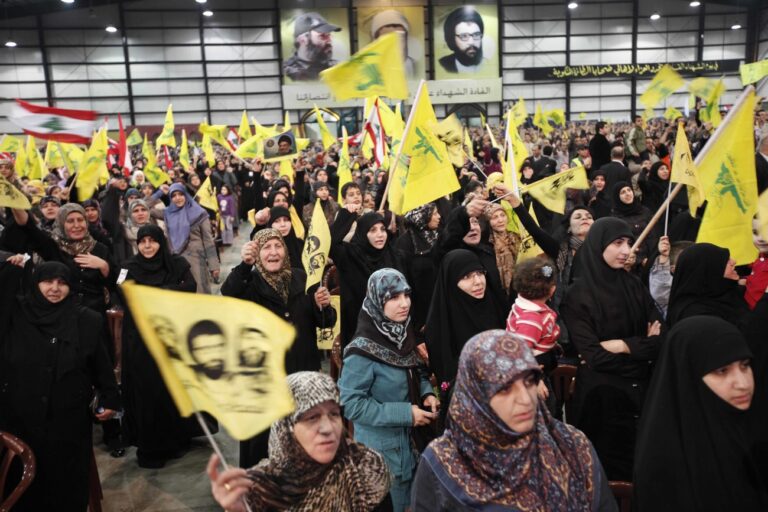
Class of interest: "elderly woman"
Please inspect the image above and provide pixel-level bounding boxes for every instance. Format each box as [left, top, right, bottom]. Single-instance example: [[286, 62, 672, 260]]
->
[[0, 261, 120, 511], [207, 372, 392, 511], [634, 316, 768, 510], [485, 202, 521, 295], [339, 268, 438, 512], [164, 182, 219, 293], [412, 330, 616, 511]]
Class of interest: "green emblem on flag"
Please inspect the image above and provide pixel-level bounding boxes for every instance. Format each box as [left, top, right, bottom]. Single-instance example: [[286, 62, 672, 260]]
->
[[41, 117, 66, 133], [349, 51, 383, 91], [412, 127, 442, 162], [714, 156, 747, 214]]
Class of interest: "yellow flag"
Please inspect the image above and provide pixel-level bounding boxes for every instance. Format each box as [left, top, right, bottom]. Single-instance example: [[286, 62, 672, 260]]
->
[[44, 140, 64, 169], [126, 128, 142, 146], [639, 64, 684, 110], [0, 175, 31, 209], [431, 114, 465, 168], [663, 106, 684, 121], [670, 122, 704, 215], [279, 159, 294, 181], [464, 128, 472, 154], [696, 89, 758, 264], [313, 106, 336, 150], [511, 98, 527, 127], [201, 132, 216, 166], [14, 144, 27, 178], [235, 134, 264, 160], [546, 108, 566, 127], [302, 199, 331, 292], [238, 110, 252, 141], [0, 134, 21, 152], [377, 100, 398, 136], [296, 138, 310, 152], [320, 32, 408, 101], [179, 129, 190, 172], [517, 204, 544, 262], [521, 165, 589, 214], [156, 104, 176, 147], [740, 60, 768, 86], [388, 82, 461, 215], [195, 176, 219, 212], [699, 79, 725, 128], [283, 111, 291, 133], [757, 189, 768, 241], [688, 76, 717, 102], [25, 136, 45, 180], [56, 142, 80, 174], [253, 118, 279, 139], [199, 122, 230, 149], [337, 126, 353, 203], [579, 112, 587, 120], [76, 130, 108, 200], [485, 123, 499, 149], [290, 205, 305, 240], [120, 282, 296, 441], [142, 135, 170, 187], [533, 103, 553, 136]]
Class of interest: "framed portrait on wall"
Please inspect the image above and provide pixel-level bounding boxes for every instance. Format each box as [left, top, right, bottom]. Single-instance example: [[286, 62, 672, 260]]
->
[[432, 5, 499, 81], [356, 6, 425, 81]]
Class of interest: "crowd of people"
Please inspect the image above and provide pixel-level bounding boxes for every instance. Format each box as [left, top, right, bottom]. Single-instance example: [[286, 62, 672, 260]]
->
[[0, 107, 767, 511]]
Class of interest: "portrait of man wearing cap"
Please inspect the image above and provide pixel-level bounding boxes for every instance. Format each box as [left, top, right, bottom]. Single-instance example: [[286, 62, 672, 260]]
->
[[439, 6, 489, 74], [369, 9, 415, 77], [283, 12, 342, 81]]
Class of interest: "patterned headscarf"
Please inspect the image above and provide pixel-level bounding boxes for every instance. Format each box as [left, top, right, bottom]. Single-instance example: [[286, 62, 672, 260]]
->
[[362, 268, 412, 350], [426, 330, 597, 510], [252, 228, 293, 304], [52, 203, 97, 256], [247, 372, 391, 511], [404, 202, 439, 254]]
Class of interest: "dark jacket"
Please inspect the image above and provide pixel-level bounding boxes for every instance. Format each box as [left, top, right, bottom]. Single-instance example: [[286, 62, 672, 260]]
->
[[598, 161, 632, 197], [589, 133, 612, 171]]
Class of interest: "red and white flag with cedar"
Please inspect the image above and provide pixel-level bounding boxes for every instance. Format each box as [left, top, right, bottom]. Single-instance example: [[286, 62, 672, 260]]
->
[[9, 99, 97, 144]]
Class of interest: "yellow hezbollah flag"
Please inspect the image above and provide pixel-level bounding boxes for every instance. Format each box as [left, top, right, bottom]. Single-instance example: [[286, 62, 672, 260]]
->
[[195, 175, 219, 212], [699, 79, 725, 128], [238, 110, 252, 141], [533, 102, 553, 136], [76, 129, 108, 200], [485, 123, 499, 149], [670, 122, 704, 215], [758, 189, 768, 241], [320, 32, 408, 101], [337, 126, 353, 203], [142, 135, 170, 187], [14, 144, 27, 179], [235, 134, 264, 160], [546, 108, 566, 127], [156, 104, 176, 147], [201, 132, 216, 166], [431, 113, 465, 168], [199, 122, 230, 149], [640, 64, 684, 110], [663, 106, 684, 121], [696, 89, 758, 264], [740, 60, 768, 86], [521, 165, 589, 214], [121, 282, 296, 441], [44, 140, 64, 169], [0, 134, 21, 152], [25, 136, 45, 180], [511, 98, 527, 127], [253, 118, 279, 139], [302, 199, 331, 292], [389, 82, 460, 215], [313, 106, 336, 151], [126, 128, 142, 146], [179, 129, 190, 172], [377, 99, 398, 136], [0, 175, 31, 209], [517, 203, 544, 262]]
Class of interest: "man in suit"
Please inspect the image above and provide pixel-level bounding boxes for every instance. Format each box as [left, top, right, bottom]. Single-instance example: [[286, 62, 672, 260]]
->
[[599, 146, 632, 196], [589, 121, 612, 174]]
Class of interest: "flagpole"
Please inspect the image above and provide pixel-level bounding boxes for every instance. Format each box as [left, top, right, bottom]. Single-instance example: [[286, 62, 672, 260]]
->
[[380, 79, 426, 211], [631, 85, 755, 252], [462, 149, 489, 179], [195, 412, 254, 512], [663, 178, 673, 236]]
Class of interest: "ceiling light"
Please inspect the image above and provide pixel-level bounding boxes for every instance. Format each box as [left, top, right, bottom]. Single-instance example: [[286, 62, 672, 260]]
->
[[202, 10, 213, 17], [105, 25, 118, 33], [61, 0, 75, 3], [731, 24, 742, 30], [689, 1, 700, 6], [650, 12, 661, 20], [4, 39, 17, 48], [195, 0, 207, 3], [568, 2, 578, 9]]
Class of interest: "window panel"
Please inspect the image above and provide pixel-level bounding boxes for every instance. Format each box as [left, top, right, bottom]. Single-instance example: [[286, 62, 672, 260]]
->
[[0, 65, 46, 81], [127, 29, 199, 46], [0, 48, 42, 65], [129, 45, 202, 62], [130, 63, 204, 80]]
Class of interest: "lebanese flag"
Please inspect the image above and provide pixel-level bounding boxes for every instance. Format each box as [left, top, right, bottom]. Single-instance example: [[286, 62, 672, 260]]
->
[[117, 113, 131, 176], [163, 145, 173, 169], [226, 128, 239, 151], [363, 100, 387, 165], [9, 99, 97, 144]]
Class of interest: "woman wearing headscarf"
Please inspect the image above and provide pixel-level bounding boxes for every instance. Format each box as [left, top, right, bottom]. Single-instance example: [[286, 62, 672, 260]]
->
[[560, 217, 663, 481], [208, 372, 392, 512], [587, 169, 612, 220], [339, 269, 438, 512], [221, 228, 335, 468], [667, 242, 749, 327], [119, 224, 197, 469], [395, 202, 441, 333], [412, 330, 617, 512], [485, 202, 521, 294], [0, 261, 120, 511], [262, 206, 304, 269], [302, 180, 339, 228], [633, 316, 768, 511], [610, 181, 655, 264], [425, 249, 506, 410], [638, 161, 670, 213], [331, 206, 400, 349], [164, 182, 219, 293], [218, 184, 236, 246]]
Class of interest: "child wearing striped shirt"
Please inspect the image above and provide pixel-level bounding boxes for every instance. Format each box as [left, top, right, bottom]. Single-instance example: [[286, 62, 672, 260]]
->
[[507, 257, 560, 408]]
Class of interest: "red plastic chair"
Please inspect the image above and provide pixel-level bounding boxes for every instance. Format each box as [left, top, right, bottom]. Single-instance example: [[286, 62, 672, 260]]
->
[[609, 480, 633, 512], [0, 431, 36, 512]]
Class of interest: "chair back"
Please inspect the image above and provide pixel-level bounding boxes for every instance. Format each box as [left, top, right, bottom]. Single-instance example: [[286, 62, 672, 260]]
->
[[0, 431, 36, 512], [609, 481, 633, 512]]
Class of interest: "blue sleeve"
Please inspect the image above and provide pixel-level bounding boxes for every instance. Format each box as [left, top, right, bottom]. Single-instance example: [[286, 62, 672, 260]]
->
[[338, 355, 413, 427]]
